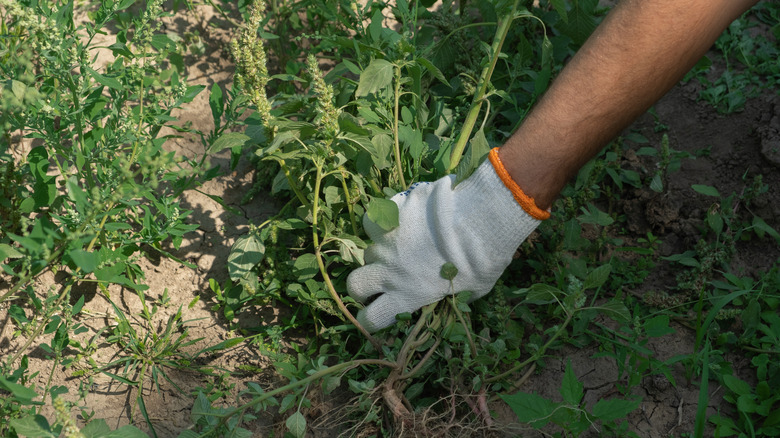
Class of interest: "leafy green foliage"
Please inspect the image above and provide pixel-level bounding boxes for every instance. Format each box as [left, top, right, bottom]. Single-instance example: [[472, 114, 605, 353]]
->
[[2, 0, 778, 436], [691, 2, 780, 113], [0, 0, 237, 435], [501, 360, 640, 435]]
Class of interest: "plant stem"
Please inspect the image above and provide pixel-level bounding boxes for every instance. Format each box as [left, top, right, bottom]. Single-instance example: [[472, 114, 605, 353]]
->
[[448, 0, 520, 172], [486, 311, 573, 383], [312, 161, 381, 351], [392, 64, 406, 188], [278, 158, 311, 207], [448, 296, 477, 358], [339, 168, 359, 235], [205, 358, 397, 436]]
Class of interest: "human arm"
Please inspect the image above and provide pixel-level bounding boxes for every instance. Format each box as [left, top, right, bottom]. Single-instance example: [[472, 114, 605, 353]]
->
[[500, 0, 760, 210]]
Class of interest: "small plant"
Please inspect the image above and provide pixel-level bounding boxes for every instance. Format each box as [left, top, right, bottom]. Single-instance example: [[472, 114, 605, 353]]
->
[[502, 360, 641, 437], [692, 3, 780, 113]]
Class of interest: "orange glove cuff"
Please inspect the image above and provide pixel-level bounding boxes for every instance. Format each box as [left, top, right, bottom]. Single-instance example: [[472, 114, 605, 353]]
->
[[488, 147, 551, 221]]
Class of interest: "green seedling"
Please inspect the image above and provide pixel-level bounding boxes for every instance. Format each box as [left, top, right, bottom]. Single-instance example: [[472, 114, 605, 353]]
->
[[502, 360, 640, 437]]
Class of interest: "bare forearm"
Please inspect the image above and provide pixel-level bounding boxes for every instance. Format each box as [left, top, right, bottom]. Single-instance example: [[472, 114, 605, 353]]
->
[[499, 0, 759, 210]]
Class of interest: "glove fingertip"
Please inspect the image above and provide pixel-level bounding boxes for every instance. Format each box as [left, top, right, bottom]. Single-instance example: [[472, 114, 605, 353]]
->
[[357, 293, 410, 333], [346, 266, 374, 302], [356, 308, 381, 334]]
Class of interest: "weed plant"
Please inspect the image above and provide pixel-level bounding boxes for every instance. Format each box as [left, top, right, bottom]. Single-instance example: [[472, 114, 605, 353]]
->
[[0, 0, 238, 436], [689, 1, 780, 113], [219, 1, 780, 436], [217, 0, 651, 436]]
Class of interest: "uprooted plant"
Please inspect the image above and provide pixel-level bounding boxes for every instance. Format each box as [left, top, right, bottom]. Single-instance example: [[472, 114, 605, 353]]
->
[[214, 0, 647, 435]]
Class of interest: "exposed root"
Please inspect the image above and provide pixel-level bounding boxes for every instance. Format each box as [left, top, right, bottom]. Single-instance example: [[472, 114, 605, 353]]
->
[[309, 386, 535, 437]]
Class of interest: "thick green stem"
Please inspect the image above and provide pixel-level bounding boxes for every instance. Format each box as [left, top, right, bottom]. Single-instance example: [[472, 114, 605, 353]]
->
[[392, 65, 406, 188], [448, 0, 521, 172]]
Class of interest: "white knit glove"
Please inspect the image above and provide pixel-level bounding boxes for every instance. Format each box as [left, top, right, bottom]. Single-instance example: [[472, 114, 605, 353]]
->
[[347, 148, 550, 332]]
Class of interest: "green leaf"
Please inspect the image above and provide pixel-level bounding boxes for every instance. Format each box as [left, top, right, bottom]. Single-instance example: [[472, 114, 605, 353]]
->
[[150, 34, 177, 51], [366, 197, 399, 231], [276, 218, 308, 230], [578, 204, 614, 226], [595, 300, 631, 323], [279, 394, 297, 414], [182, 85, 205, 103], [83, 65, 124, 91], [591, 398, 640, 421], [722, 374, 752, 397], [643, 315, 676, 337], [9, 79, 28, 101], [707, 211, 724, 235], [440, 262, 459, 281], [9, 305, 29, 324], [696, 288, 752, 348], [66, 176, 89, 213], [649, 173, 664, 193], [455, 128, 490, 185], [694, 342, 710, 438], [0, 376, 39, 404], [762, 406, 780, 428], [104, 223, 132, 231], [336, 235, 366, 265], [500, 392, 557, 426], [556, 0, 598, 45], [356, 59, 394, 97], [416, 57, 450, 87], [80, 419, 111, 438], [116, 0, 136, 11], [0, 243, 23, 260], [9, 415, 55, 438], [208, 132, 250, 155], [323, 374, 341, 394], [104, 424, 152, 438], [197, 337, 245, 355], [369, 133, 393, 169], [28, 146, 56, 208], [736, 394, 758, 414], [549, 0, 568, 22], [524, 284, 563, 304], [101, 370, 137, 385], [68, 249, 98, 273], [561, 360, 583, 405], [662, 251, 700, 267], [752, 216, 780, 242], [228, 234, 265, 282], [691, 184, 720, 197], [28, 146, 50, 181], [292, 253, 319, 281], [285, 411, 307, 438], [209, 83, 224, 129], [583, 264, 611, 290]]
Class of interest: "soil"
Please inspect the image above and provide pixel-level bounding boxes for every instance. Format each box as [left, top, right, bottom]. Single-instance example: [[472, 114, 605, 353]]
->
[[1, 2, 778, 437]]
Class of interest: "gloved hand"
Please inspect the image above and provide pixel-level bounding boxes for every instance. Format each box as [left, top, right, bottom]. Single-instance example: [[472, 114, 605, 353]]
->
[[347, 147, 550, 332]]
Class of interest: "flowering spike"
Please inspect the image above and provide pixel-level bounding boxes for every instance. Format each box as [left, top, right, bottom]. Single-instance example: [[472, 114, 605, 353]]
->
[[231, 0, 272, 127], [306, 54, 340, 137]]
